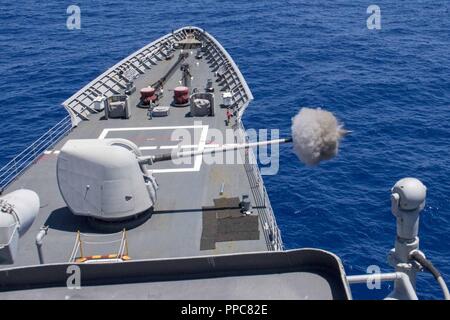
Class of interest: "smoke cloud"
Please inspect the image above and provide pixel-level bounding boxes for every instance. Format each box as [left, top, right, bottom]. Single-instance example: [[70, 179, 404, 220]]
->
[[291, 107, 348, 166]]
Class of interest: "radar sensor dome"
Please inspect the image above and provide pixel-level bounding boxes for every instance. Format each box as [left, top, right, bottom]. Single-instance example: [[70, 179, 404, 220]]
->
[[391, 177, 426, 211]]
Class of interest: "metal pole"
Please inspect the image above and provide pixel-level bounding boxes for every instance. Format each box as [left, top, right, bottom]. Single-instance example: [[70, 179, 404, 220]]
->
[[78, 231, 84, 258], [347, 272, 418, 300], [139, 137, 292, 165], [387, 178, 426, 299], [35, 226, 49, 264], [124, 229, 129, 257]]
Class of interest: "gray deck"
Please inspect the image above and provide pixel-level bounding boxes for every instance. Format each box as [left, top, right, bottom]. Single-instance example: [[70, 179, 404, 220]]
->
[[0, 249, 351, 300], [1, 28, 278, 269], [0, 27, 353, 300], [0, 272, 336, 300]]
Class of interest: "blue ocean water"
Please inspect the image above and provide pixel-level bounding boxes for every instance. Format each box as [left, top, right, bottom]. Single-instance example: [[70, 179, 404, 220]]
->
[[1, 1, 449, 299]]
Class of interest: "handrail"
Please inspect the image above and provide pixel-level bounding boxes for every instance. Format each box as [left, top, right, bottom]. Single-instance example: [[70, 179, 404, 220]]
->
[[347, 272, 419, 300], [69, 229, 128, 262], [0, 115, 73, 192], [68, 234, 81, 263], [0, 223, 19, 247], [236, 122, 284, 251]]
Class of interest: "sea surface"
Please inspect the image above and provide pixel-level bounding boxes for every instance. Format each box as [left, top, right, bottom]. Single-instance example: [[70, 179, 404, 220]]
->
[[1, 0, 449, 299]]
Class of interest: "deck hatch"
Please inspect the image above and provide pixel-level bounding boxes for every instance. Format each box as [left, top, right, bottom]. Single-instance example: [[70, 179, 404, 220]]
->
[[200, 197, 259, 250]]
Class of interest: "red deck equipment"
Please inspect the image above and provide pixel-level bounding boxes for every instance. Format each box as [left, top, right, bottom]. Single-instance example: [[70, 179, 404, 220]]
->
[[173, 86, 189, 105], [140, 87, 157, 105]]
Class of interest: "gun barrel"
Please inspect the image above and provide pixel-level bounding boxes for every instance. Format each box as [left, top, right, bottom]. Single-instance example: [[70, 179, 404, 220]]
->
[[138, 137, 292, 165]]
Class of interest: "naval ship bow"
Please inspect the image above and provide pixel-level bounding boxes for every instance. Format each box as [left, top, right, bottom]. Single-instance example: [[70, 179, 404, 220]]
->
[[0, 26, 448, 300]]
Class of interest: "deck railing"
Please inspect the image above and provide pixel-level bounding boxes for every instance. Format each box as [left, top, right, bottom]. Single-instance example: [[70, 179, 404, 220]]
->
[[69, 230, 129, 263], [236, 122, 284, 251], [0, 115, 73, 193]]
